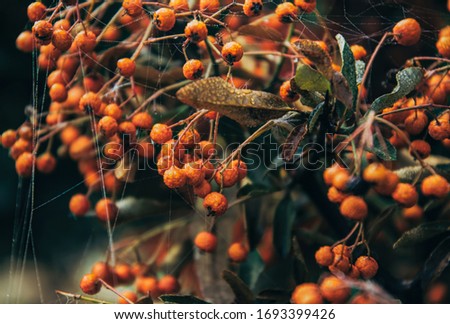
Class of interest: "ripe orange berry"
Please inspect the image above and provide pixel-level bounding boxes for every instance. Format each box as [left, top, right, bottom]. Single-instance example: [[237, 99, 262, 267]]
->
[[339, 196, 368, 221], [27, 2, 47, 22], [243, 0, 263, 17], [18, 125, 33, 141], [350, 44, 367, 60], [428, 113, 450, 141], [363, 162, 387, 184], [154, 8, 176, 32], [32, 20, 53, 45], [79, 92, 103, 114], [392, 183, 418, 207], [222, 41, 244, 65], [52, 29, 72, 52], [198, 140, 216, 158], [347, 265, 360, 279], [49, 83, 68, 102], [136, 276, 160, 297], [350, 293, 377, 304], [329, 252, 351, 273], [158, 275, 180, 294], [327, 186, 349, 204], [36, 152, 56, 174], [319, 276, 350, 303], [227, 243, 248, 262], [54, 19, 71, 31], [279, 80, 299, 103], [114, 263, 135, 285], [185, 20, 208, 43], [404, 111, 428, 135], [1, 129, 17, 148], [402, 205, 423, 220], [331, 170, 351, 191], [315, 246, 334, 267], [91, 261, 113, 284], [291, 283, 323, 304], [118, 291, 137, 304], [294, 0, 316, 13], [15, 152, 34, 177], [393, 18, 421, 46], [332, 244, 351, 258], [231, 160, 247, 180], [98, 116, 118, 138], [204, 110, 218, 120], [169, 0, 189, 11], [421, 174, 449, 198], [122, 0, 143, 17], [117, 58, 136, 78], [194, 231, 217, 252], [95, 198, 119, 222], [150, 124, 173, 144], [436, 36, 450, 58], [69, 135, 93, 160], [323, 163, 347, 186], [199, 0, 220, 12], [275, 2, 299, 23], [409, 139, 431, 159], [214, 165, 239, 187], [104, 103, 123, 120], [136, 139, 155, 159], [118, 121, 137, 142], [374, 171, 399, 196], [16, 31, 35, 53], [80, 273, 101, 295], [178, 128, 200, 148], [203, 192, 228, 216], [182, 59, 204, 80], [355, 256, 379, 279], [163, 165, 187, 188], [183, 162, 205, 186], [131, 112, 153, 129], [193, 179, 212, 198], [74, 30, 97, 52]]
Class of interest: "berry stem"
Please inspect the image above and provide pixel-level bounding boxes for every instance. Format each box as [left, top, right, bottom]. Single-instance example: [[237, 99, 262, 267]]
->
[[55, 290, 112, 304], [98, 279, 135, 304]]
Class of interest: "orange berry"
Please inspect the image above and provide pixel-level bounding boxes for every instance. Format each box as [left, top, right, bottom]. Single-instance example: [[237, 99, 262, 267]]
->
[[294, 0, 316, 13], [421, 174, 449, 198], [79, 92, 103, 114], [428, 113, 450, 141], [36, 152, 57, 174], [54, 19, 71, 31], [339, 196, 368, 221], [402, 205, 423, 220], [355, 256, 379, 279], [227, 243, 248, 262], [437, 36, 450, 58], [158, 275, 180, 294], [15, 152, 34, 177], [183, 162, 205, 186], [327, 186, 349, 204], [194, 231, 217, 252], [122, 0, 143, 17], [91, 262, 113, 284], [136, 139, 155, 159], [199, 0, 220, 12], [347, 265, 360, 279], [231, 160, 247, 180], [320, 276, 350, 303], [69, 135, 93, 160], [16, 31, 35, 53], [169, 0, 189, 11], [331, 170, 351, 191], [332, 244, 351, 258], [425, 75, 447, 104], [214, 165, 239, 187], [178, 128, 200, 148], [315, 246, 334, 267], [329, 253, 351, 274], [323, 163, 347, 186], [32, 20, 53, 45], [98, 116, 118, 138], [136, 276, 160, 297], [114, 263, 135, 285], [275, 2, 299, 23], [404, 111, 428, 135], [363, 162, 387, 184], [118, 121, 137, 142], [95, 198, 119, 222], [163, 165, 187, 188], [104, 103, 123, 120], [279, 80, 299, 103], [118, 291, 137, 304], [393, 18, 421, 46], [291, 283, 323, 304], [184, 20, 208, 43], [182, 59, 204, 80], [243, 0, 263, 17], [204, 110, 218, 120], [198, 140, 216, 158], [117, 58, 136, 78], [193, 179, 212, 198], [350, 293, 377, 304], [425, 282, 447, 304], [221, 41, 244, 65], [350, 44, 367, 60], [374, 171, 399, 196], [52, 29, 72, 52], [392, 183, 418, 207], [203, 192, 228, 216], [49, 83, 68, 102], [1, 129, 17, 148], [150, 123, 173, 144], [27, 2, 47, 22], [154, 8, 176, 32], [80, 273, 101, 295], [409, 139, 431, 159], [18, 125, 33, 141], [131, 112, 153, 129], [74, 30, 97, 52]]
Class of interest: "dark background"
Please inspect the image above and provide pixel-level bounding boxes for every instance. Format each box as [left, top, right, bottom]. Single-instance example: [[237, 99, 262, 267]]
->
[[0, 0, 448, 303]]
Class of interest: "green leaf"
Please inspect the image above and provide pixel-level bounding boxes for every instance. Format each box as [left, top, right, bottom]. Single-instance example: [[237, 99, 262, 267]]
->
[[368, 135, 397, 161], [159, 295, 210, 304], [308, 102, 325, 130], [239, 250, 265, 290], [273, 194, 296, 258], [370, 67, 423, 112], [355, 60, 365, 85], [421, 236, 450, 288], [336, 34, 357, 108], [294, 63, 331, 93], [393, 221, 450, 249], [222, 270, 255, 304]]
